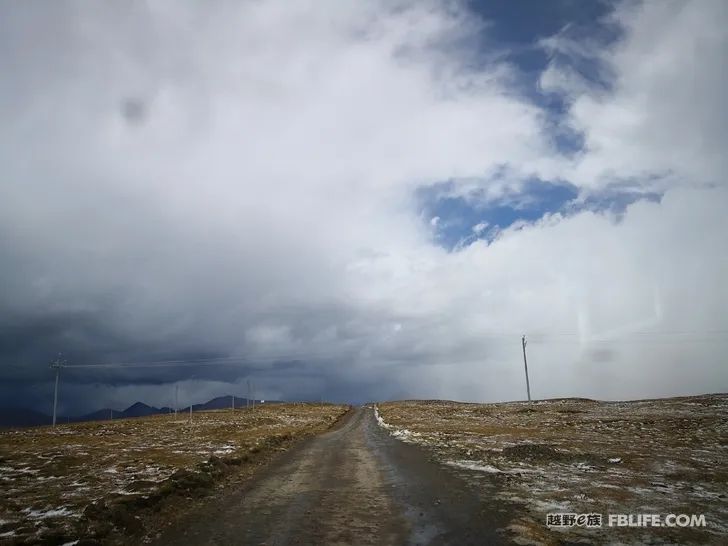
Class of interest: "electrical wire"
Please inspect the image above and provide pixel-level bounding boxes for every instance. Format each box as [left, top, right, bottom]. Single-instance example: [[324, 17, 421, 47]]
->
[[46, 328, 727, 370]]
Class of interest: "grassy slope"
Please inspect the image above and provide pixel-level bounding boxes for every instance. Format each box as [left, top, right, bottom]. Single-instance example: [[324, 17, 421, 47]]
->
[[0, 403, 349, 545]]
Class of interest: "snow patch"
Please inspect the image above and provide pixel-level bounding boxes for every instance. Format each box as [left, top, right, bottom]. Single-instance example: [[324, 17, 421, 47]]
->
[[22, 507, 76, 520], [373, 406, 421, 443], [391, 428, 419, 441], [446, 460, 502, 473], [213, 444, 237, 455], [373, 406, 389, 429]]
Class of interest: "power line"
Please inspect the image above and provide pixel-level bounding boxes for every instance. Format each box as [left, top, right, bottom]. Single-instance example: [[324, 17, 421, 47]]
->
[[481, 329, 728, 339], [528, 337, 727, 345], [9, 328, 725, 374], [43, 327, 727, 424], [54, 331, 728, 369], [59, 352, 346, 369]]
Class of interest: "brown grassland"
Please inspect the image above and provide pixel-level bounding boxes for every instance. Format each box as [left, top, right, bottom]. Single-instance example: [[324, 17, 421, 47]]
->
[[0, 403, 349, 545], [377, 394, 728, 545]]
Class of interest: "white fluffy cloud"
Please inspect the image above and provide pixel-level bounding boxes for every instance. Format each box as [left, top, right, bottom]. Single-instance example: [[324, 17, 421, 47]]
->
[[0, 0, 726, 409]]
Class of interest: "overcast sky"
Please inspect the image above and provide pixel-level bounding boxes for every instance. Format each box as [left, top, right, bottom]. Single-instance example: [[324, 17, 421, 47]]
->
[[1, 0, 726, 415]]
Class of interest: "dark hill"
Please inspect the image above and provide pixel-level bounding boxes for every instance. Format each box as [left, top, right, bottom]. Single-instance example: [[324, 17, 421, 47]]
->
[[0, 395, 275, 428]]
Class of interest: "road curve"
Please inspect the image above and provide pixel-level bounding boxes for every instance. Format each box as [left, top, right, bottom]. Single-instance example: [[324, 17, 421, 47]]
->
[[152, 407, 504, 545]]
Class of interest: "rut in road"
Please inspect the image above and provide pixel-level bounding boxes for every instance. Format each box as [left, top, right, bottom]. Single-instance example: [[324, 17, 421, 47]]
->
[[153, 408, 505, 545]]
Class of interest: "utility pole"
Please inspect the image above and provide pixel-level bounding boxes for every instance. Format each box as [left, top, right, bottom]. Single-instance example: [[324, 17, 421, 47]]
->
[[522, 335, 531, 402], [175, 384, 179, 417], [247, 380, 251, 410], [231, 394, 235, 413], [50, 355, 66, 427]]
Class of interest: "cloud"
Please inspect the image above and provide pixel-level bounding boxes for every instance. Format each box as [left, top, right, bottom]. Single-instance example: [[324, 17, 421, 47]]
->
[[472, 222, 488, 234], [0, 0, 726, 412], [543, 0, 728, 190]]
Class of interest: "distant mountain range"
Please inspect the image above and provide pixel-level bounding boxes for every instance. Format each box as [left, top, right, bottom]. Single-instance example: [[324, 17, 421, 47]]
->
[[0, 395, 270, 428]]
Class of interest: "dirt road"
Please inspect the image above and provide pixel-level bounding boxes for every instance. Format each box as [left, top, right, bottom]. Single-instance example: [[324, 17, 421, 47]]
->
[[152, 407, 506, 545]]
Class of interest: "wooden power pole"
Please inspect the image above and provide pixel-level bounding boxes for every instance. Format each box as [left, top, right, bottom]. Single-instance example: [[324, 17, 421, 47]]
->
[[50, 355, 66, 427], [522, 335, 531, 402]]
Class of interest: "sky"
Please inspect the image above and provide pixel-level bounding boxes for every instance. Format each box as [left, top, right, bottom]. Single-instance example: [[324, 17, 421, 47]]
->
[[1, 0, 727, 415]]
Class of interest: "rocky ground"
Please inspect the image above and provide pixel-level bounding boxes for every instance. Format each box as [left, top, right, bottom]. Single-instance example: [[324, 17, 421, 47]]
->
[[0, 403, 348, 545], [376, 394, 728, 545]]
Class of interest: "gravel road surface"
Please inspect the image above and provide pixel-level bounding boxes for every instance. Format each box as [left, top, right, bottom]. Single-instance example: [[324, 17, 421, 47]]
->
[[152, 407, 505, 545]]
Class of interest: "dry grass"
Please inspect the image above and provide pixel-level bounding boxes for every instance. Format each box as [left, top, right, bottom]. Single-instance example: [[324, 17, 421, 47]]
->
[[0, 403, 348, 545], [377, 394, 728, 545]]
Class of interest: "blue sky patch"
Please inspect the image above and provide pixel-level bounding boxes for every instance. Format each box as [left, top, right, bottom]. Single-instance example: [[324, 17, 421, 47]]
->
[[419, 178, 578, 249], [419, 179, 664, 251]]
